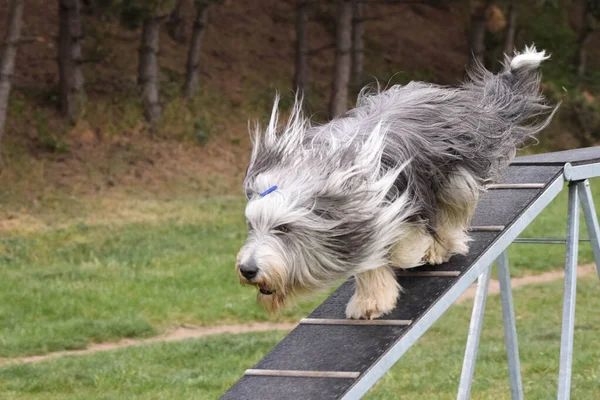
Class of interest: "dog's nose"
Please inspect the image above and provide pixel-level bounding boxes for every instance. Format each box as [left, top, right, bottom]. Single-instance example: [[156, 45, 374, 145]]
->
[[240, 261, 259, 280]]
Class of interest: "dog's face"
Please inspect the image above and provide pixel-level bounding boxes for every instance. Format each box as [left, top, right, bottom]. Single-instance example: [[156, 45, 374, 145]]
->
[[236, 169, 413, 313], [235, 185, 301, 312], [237, 97, 414, 312], [236, 171, 343, 312]]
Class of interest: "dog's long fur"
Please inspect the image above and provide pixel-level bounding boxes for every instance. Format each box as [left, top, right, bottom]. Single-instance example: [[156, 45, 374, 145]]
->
[[237, 46, 557, 319]]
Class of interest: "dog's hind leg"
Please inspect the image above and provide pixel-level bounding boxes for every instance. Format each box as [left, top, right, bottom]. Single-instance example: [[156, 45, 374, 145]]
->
[[424, 224, 470, 264], [346, 266, 400, 320], [425, 167, 480, 265], [389, 224, 433, 268]]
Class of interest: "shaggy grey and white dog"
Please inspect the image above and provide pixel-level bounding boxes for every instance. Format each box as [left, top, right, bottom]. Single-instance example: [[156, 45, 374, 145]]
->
[[236, 46, 556, 319]]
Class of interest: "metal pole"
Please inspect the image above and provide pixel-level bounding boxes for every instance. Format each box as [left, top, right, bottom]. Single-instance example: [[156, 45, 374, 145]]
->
[[513, 238, 591, 244], [497, 251, 524, 400], [557, 182, 580, 400], [457, 265, 492, 400], [342, 177, 564, 400], [577, 180, 600, 280]]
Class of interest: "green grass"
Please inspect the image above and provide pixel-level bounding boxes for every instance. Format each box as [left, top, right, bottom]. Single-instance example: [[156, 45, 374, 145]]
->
[[0, 277, 598, 400], [0, 331, 289, 400], [0, 196, 328, 358], [1, 179, 599, 358], [365, 277, 600, 399], [507, 178, 599, 277]]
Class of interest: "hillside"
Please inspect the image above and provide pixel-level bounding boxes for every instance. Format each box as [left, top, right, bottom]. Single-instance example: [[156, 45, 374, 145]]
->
[[0, 0, 599, 210]]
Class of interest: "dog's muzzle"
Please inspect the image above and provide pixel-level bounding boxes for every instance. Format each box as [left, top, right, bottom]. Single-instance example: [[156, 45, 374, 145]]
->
[[238, 259, 275, 295], [239, 260, 259, 281]]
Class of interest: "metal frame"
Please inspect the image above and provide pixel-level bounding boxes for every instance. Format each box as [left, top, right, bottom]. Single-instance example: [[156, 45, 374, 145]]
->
[[557, 182, 580, 399], [340, 174, 565, 399], [456, 250, 523, 400], [497, 251, 524, 400], [452, 174, 600, 400], [578, 180, 600, 280], [556, 176, 600, 399], [457, 264, 492, 400], [563, 162, 600, 181], [513, 238, 592, 244], [227, 161, 600, 400], [344, 167, 600, 400]]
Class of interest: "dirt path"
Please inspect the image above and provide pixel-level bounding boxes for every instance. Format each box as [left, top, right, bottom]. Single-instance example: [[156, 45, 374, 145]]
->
[[2, 265, 596, 366]]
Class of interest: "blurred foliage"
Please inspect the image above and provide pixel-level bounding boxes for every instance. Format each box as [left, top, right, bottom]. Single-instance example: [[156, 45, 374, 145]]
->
[[471, 0, 600, 151], [588, 0, 600, 18], [563, 92, 600, 146], [83, 0, 178, 29], [520, 1, 579, 89], [34, 111, 69, 154], [194, 115, 211, 145], [120, 0, 177, 29], [2, 0, 600, 165]]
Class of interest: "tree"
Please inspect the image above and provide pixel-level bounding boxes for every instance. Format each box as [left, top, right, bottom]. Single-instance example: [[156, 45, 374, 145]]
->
[[351, 0, 364, 88], [574, 0, 599, 77], [58, 0, 85, 120], [138, 15, 164, 124], [166, 0, 187, 43], [468, 0, 490, 68], [329, 0, 353, 119], [293, 0, 309, 95], [0, 0, 25, 164], [504, 0, 519, 55], [182, 0, 211, 99], [121, 0, 176, 126], [503, 0, 517, 56]]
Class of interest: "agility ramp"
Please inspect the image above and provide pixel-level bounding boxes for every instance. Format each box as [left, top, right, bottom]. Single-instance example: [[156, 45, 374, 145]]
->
[[221, 147, 600, 400]]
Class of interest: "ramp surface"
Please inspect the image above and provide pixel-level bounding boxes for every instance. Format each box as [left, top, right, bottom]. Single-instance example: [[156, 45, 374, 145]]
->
[[221, 147, 600, 400]]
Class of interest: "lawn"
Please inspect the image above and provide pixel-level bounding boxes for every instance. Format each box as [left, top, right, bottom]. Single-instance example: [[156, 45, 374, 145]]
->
[[0, 195, 329, 358], [0, 276, 598, 400], [364, 277, 600, 400], [0, 179, 599, 358]]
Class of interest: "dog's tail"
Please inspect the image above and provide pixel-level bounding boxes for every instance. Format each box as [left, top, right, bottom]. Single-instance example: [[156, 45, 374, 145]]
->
[[464, 45, 557, 153]]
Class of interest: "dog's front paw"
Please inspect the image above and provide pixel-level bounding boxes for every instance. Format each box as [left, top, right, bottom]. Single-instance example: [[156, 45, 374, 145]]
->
[[345, 288, 399, 320], [424, 242, 451, 265]]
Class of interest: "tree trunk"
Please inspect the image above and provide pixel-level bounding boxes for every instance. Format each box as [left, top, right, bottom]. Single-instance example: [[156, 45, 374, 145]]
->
[[58, 0, 85, 121], [167, 0, 187, 44], [503, 1, 517, 56], [575, 1, 593, 77], [468, 0, 488, 69], [351, 0, 364, 88], [329, 0, 353, 119], [0, 0, 24, 165], [138, 17, 162, 125], [182, 0, 210, 99], [293, 0, 309, 95]]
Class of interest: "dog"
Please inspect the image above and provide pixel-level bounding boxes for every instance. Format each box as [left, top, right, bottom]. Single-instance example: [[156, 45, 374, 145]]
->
[[236, 46, 556, 320]]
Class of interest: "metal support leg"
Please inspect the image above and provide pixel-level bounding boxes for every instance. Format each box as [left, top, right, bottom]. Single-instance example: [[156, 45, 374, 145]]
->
[[497, 251, 524, 400], [457, 265, 492, 400], [577, 180, 600, 280], [558, 183, 580, 400]]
